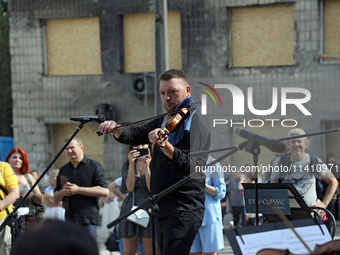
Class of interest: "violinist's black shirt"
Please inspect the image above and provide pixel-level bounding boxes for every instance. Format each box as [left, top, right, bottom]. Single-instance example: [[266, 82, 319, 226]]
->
[[116, 109, 211, 220]]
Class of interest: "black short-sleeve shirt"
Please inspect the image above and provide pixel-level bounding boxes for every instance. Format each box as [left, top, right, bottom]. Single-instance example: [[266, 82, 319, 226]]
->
[[55, 156, 108, 225]]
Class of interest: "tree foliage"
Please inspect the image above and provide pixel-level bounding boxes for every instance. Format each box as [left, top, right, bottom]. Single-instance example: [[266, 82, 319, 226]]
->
[[0, 0, 7, 13], [0, 0, 13, 137]]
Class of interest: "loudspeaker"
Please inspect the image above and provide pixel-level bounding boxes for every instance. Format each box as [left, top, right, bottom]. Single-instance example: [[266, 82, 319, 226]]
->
[[131, 73, 155, 96], [94, 104, 117, 121]]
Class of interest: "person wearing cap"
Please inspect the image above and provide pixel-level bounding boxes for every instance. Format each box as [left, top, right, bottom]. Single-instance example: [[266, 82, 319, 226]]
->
[[270, 128, 337, 209]]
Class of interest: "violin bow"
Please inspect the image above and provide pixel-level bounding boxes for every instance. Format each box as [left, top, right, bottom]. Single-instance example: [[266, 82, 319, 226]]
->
[[93, 102, 200, 136], [271, 202, 313, 254]]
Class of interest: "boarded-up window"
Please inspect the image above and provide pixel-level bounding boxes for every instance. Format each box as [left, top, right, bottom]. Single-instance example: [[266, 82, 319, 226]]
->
[[231, 5, 294, 67], [322, 0, 340, 62], [46, 17, 102, 76], [123, 11, 182, 73], [325, 120, 340, 166]]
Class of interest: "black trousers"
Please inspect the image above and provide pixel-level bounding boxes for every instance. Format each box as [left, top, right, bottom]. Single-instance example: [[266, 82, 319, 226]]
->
[[155, 210, 202, 255]]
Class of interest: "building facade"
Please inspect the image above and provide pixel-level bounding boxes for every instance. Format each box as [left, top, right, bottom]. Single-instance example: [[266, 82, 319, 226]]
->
[[8, 0, 340, 178]]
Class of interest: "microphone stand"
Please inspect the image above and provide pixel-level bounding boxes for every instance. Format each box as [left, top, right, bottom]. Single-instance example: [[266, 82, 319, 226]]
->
[[239, 127, 340, 226], [107, 141, 248, 255], [243, 140, 261, 225], [0, 122, 87, 244]]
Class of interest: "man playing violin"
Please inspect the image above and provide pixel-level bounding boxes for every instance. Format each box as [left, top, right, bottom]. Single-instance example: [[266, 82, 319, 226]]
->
[[98, 69, 211, 255]]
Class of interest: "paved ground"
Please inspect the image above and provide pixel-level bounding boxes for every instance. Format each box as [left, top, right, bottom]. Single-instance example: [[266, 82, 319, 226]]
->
[[96, 229, 234, 255]]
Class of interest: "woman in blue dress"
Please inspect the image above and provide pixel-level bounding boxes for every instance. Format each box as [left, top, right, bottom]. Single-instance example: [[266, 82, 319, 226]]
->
[[190, 155, 226, 255]]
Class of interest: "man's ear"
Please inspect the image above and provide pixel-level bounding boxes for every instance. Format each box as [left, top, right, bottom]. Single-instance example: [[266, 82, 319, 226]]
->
[[186, 85, 191, 97]]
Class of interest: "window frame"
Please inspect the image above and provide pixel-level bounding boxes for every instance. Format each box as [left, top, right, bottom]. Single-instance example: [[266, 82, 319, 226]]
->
[[319, 1, 340, 65], [42, 20, 48, 76]]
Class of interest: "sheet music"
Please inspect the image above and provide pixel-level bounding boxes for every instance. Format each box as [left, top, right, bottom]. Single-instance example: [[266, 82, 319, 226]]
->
[[235, 225, 331, 255]]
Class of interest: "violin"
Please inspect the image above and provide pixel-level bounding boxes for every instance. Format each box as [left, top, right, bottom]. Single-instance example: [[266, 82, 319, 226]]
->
[[93, 104, 196, 136], [157, 107, 190, 147], [313, 240, 340, 254], [257, 240, 340, 255], [257, 248, 290, 255]]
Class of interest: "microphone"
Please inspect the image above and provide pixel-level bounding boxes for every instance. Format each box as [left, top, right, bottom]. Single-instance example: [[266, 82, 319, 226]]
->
[[234, 127, 285, 153], [70, 115, 106, 123]]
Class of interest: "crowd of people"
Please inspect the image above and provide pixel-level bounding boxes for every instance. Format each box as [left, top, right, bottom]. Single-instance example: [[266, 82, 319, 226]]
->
[[0, 69, 339, 255], [0, 134, 109, 254]]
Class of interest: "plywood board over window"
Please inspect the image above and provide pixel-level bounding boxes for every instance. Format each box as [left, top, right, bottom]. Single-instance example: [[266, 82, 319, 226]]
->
[[231, 5, 294, 67], [46, 17, 102, 76], [123, 11, 182, 73], [323, 0, 340, 61], [325, 120, 340, 164]]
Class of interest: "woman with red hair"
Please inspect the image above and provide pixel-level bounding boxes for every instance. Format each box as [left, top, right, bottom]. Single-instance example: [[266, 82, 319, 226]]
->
[[5, 148, 43, 222]]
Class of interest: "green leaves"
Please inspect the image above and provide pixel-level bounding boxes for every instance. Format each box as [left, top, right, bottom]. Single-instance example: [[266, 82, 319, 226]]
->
[[0, 1, 12, 137]]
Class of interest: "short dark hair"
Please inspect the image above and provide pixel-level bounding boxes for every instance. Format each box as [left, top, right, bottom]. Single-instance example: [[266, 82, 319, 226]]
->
[[159, 69, 189, 85], [11, 220, 99, 255], [64, 135, 83, 146]]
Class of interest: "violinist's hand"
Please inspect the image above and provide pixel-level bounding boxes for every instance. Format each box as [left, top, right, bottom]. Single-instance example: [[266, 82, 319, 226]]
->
[[98, 120, 123, 137], [149, 128, 173, 159], [148, 128, 163, 144]]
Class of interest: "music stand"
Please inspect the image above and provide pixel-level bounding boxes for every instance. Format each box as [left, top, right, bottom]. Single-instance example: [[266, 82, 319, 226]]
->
[[225, 218, 331, 255], [226, 184, 334, 254], [242, 183, 313, 223]]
